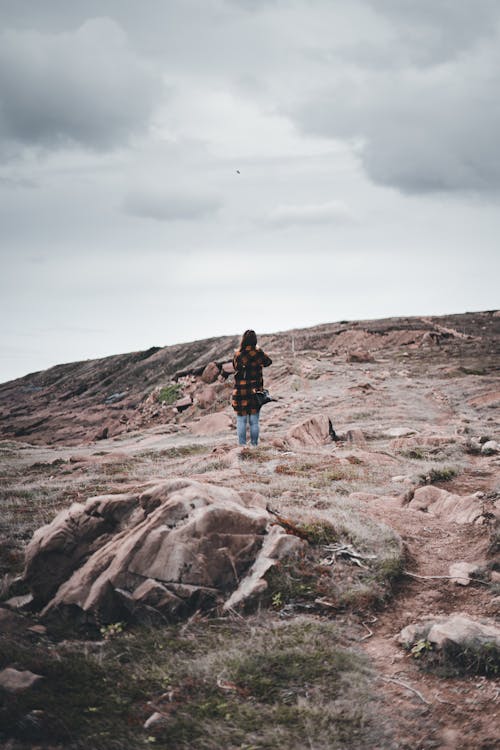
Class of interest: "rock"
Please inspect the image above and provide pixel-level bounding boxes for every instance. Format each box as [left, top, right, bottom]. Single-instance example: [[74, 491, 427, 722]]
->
[[385, 427, 418, 438], [201, 362, 220, 384], [96, 426, 109, 441], [390, 434, 457, 450], [468, 391, 500, 408], [24, 492, 139, 605], [174, 396, 192, 412], [399, 615, 500, 652], [0, 668, 43, 693], [222, 362, 235, 376], [449, 562, 483, 586], [285, 414, 336, 449], [481, 440, 499, 455], [3, 593, 33, 611], [224, 525, 305, 611], [345, 429, 367, 447], [196, 385, 218, 409], [408, 486, 484, 524], [347, 351, 374, 363], [23, 479, 305, 625], [190, 413, 232, 436], [490, 571, 500, 584]]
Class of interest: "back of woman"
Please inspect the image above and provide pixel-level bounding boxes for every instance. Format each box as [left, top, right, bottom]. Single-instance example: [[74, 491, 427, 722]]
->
[[231, 330, 272, 445]]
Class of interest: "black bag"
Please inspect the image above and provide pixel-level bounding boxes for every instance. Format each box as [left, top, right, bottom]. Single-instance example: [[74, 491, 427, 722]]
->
[[253, 389, 276, 409]]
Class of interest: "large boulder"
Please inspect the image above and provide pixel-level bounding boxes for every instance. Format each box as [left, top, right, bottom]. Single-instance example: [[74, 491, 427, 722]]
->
[[399, 615, 500, 652], [407, 486, 485, 524], [285, 414, 336, 449], [201, 362, 220, 384], [23, 479, 305, 626]]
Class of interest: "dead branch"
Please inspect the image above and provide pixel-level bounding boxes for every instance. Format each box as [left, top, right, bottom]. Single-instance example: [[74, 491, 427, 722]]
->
[[266, 505, 311, 540], [360, 616, 378, 642], [379, 676, 431, 705], [402, 570, 491, 586]]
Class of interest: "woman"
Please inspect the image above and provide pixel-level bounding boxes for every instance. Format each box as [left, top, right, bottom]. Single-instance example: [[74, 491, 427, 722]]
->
[[231, 329, 272, 446]]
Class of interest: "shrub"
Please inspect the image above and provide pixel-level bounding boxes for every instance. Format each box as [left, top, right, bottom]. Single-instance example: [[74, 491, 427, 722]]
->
[[157, 384, 181, 405]]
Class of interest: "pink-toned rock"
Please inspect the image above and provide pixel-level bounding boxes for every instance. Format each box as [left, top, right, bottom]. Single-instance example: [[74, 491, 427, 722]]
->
[[196, 385, 218, 409], [449, 562, 482, 585], [0, 668, 43, 693], [345, 429, 367, 447], [285, 414, 336, 449], [190, 413, 232, 436], [467, 390, 500, 408], [222, 362, 235, 375], [408, 486, 484, 524], [201, 362, 220, 384], [23, 479, 304, 625], [175, 396, 192, 412], [391, 434, 458, 450]]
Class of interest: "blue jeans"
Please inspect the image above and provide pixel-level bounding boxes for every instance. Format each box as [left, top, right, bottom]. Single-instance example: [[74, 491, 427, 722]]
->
[[237, 413, 260, 446]]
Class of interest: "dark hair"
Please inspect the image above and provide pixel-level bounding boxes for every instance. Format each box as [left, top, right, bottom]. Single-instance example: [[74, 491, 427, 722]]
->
[[240, 329, 257, 348]]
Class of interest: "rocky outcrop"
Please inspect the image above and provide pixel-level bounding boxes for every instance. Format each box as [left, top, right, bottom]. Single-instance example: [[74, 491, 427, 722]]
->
[[407, 486, 487, 524], [285, 414, 336, 449], [22, 479, 305, 626], [399, 615, 500, 652]]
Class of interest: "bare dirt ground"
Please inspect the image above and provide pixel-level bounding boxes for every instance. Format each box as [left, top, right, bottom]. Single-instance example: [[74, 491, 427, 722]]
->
[[0, 311, 499, 749]]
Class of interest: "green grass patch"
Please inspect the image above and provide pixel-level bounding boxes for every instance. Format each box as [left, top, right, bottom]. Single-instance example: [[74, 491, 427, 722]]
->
[[157, 383, 182, 405], [418, 465, 458, 484]]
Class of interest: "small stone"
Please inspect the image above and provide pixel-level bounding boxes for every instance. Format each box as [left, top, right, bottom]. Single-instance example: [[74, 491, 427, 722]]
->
[[449, 562, 482, 586], [481, 440, 499, 455], [28, 624, 47, 635], [490, 571, 500, 583], [0, 668, 43, 693]]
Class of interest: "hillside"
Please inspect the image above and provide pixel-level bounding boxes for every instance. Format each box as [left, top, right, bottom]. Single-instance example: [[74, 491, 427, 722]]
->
[[0, 310, 499, 750], [0, 311, 498, 446]]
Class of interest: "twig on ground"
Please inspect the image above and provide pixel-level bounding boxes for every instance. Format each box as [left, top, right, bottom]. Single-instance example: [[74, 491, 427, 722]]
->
[[402, 570, 490, 586], [379, 676, 431, 705], [360, 615, 378, 641]]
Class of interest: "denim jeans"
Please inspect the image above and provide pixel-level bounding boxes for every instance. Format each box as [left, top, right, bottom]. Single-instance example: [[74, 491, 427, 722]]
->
[[237, 413, 260, 446]]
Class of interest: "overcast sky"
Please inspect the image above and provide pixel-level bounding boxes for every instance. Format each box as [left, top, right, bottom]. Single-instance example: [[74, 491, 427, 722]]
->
[[1, 0, 499, 383]]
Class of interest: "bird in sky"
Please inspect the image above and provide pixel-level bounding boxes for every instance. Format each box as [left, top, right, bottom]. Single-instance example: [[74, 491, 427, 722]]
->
[[236, 170, 240, 174]]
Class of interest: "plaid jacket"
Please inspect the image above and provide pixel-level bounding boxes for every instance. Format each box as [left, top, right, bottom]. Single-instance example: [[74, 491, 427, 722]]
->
[[231, 345, 272, 415]]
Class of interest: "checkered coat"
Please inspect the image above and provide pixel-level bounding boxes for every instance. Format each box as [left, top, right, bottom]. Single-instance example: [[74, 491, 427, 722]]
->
[[231, 345, 272, 415]]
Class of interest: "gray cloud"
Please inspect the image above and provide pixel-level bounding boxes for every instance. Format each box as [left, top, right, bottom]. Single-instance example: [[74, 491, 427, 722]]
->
[[0, 17, 162, 153], [122, 189, 221, 222], [295, 3, 500, 193], [265, 200, 356, 228]]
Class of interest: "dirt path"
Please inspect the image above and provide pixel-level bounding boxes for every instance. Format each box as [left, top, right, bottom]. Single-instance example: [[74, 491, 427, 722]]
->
[[359, 501, 500, 750]]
